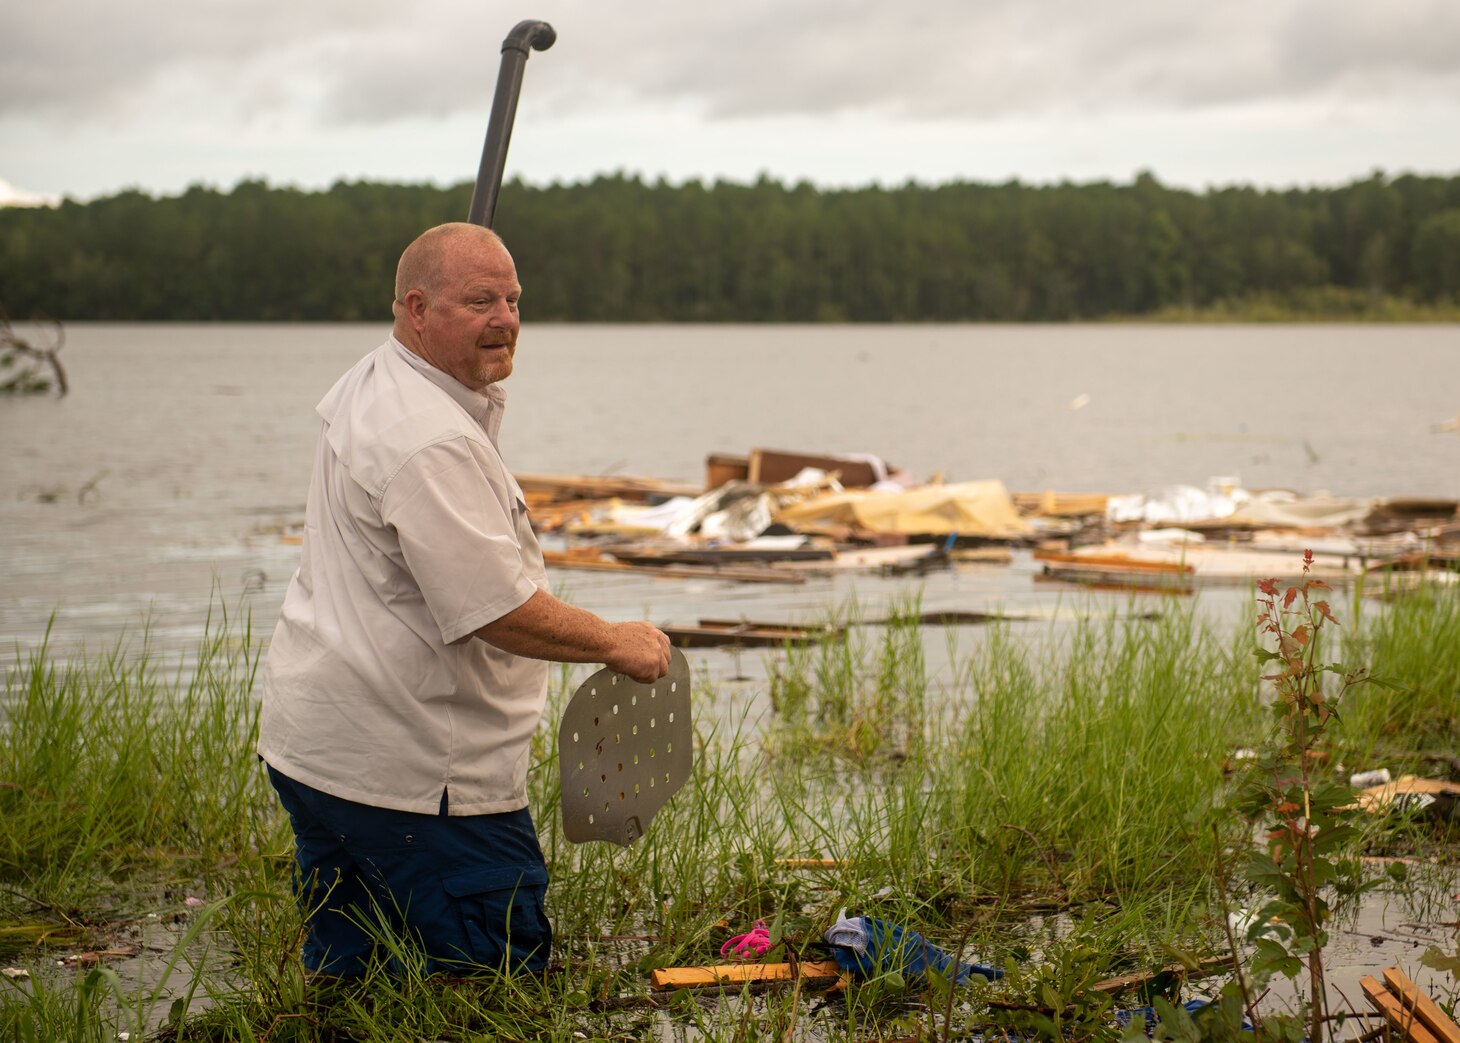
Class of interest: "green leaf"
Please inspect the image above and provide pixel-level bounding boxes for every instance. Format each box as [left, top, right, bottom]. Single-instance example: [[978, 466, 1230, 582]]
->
[[1252, 937, 1303, 979], [1420, 946, 1460, 975]]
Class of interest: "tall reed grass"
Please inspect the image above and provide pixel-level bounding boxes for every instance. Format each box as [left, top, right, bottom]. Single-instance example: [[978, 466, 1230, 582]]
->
[[2, 580, 1457, 1040]]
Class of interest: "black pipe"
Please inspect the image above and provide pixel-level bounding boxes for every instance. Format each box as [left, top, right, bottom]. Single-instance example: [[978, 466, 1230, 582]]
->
[[467, 19, 557, 229]]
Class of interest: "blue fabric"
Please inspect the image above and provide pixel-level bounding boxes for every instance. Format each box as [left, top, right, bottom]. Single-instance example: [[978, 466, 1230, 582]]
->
[[267, 764, 551, 977], [825, 916, 1002, 984], [1116, 999, 1255, 1035]]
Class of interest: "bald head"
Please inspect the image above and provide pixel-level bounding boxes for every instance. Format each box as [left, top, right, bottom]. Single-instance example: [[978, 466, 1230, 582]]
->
[[393, 223, 508, 311], [390, 222, 523, 391]]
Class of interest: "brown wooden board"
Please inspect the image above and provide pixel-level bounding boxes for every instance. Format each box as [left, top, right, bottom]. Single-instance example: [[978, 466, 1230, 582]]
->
[[705, 453, 749, 490], [662, 624, 830, 649], [1383, 967, 1460, 1043], [541, 550, 807, 585], [748, 448, 881, 488], [651, 960, 844, 990], [1363, 976, 1444, 1043]]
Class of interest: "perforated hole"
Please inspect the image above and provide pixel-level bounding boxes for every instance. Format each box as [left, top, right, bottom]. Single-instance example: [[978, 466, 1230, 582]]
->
[[668, 712, 675, 723], [649, 776, 656, 788], [631, 694, 637, 706], [571, 731, 579, 743], [588, 813, 595, 824], [631, 724, 638, 735], [666, 742, 673, 753], [670, 681, 678, 692], [612, 704, 619, 715], [649, 717, 656, 728], [617, 762, 623, 773]]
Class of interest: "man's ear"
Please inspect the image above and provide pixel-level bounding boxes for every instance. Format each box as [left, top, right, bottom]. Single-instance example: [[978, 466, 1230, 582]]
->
[[403, 288, 429, 330]]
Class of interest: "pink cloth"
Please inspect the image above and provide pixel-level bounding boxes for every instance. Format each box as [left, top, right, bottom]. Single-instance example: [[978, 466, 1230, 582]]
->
[[719, 919, 773, 960]]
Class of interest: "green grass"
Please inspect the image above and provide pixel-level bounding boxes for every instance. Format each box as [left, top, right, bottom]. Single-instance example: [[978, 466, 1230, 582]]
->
[[2, 580, 1458, 1040]]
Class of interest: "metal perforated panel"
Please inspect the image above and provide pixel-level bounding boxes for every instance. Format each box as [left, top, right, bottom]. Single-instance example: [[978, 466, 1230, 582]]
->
[[558, 648, 693, 846]]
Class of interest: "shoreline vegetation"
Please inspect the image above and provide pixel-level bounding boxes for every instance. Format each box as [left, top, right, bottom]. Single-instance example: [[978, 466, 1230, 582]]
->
[[2, 577, 1457, 1040], [2, 171, 1459, 324]]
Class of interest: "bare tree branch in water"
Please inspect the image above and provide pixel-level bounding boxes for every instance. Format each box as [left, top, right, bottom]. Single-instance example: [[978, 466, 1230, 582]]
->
[[0, 303, 68, 396]]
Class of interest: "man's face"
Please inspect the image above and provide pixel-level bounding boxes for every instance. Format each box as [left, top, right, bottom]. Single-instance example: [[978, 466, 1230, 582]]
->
[[411, 239, 522, 391]]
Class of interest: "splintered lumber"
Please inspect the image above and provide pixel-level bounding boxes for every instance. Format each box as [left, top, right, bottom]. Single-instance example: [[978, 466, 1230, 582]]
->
[[1363, 975, 1447, 1043], [661, 620, 836, 649], [1090, 955, 1235, 997], [1357, 775, 1460, 813], [1033, 551, 1194, 575], [1034, 551, 1196, 591], [540, 550, 806, 585], [1383, 967, 1460, 1043], [1012, 491, 1114, 517], [613, 546, 836, 566], [514, 472, 702, 503], [747, 448, 882, 488], [651, 960, 844, 990], [986, 956, 1237, 1014]]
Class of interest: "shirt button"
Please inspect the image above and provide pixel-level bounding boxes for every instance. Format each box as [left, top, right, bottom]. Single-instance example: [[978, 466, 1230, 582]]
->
[[404, 835, 414, 844]]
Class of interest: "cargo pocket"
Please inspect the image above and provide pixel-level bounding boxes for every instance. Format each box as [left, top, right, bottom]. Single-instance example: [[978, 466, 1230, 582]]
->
[[441, 862, 551, 973]]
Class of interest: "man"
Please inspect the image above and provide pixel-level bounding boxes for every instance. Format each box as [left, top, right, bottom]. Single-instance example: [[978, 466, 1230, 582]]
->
[[259, 222, 671, 978]]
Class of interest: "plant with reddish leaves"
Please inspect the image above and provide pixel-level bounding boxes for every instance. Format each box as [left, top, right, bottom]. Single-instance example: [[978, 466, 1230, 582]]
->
[[1227, 550, 1384, 1042]]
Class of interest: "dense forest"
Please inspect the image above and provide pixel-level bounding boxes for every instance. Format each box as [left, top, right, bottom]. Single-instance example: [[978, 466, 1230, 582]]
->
[[2, 171, 1459, 322]]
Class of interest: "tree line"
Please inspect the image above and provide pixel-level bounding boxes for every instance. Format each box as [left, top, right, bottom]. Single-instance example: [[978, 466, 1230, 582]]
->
[[2, 171, 1459, 322]]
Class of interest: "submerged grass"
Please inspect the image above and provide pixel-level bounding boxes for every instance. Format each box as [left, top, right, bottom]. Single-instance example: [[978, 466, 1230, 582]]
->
[[2, 580, 1458, 1040]]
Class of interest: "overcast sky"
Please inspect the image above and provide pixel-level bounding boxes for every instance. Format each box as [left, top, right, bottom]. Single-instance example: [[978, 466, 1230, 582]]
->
[[3, 0, 1458, 205]]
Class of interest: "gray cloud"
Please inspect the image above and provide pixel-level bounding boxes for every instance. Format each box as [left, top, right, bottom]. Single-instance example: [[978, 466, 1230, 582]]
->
[[4, 0, 1458, 127]]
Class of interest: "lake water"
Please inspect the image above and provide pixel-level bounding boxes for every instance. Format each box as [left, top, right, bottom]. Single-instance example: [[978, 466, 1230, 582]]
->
[[1, 322, 1457, 674]]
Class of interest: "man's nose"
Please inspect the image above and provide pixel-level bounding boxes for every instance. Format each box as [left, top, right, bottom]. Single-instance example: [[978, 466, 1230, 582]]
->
[[485, 300, 515, 326]]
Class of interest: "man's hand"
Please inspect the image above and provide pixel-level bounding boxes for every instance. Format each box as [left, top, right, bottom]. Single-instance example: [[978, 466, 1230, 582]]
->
[[606, 621, 672, 683]]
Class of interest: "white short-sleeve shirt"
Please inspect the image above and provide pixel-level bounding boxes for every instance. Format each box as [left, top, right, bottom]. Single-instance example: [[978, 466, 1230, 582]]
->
[[259, 336, 549, 816]]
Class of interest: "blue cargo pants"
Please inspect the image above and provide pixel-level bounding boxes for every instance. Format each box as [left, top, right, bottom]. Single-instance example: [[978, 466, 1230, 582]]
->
[[266, 764, 552, 977]]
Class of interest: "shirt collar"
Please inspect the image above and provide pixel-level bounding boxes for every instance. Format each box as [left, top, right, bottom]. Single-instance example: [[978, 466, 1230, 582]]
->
[[388, 334, 506, 436]]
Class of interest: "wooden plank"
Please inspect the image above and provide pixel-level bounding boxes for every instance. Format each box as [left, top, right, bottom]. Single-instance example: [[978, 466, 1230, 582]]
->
[[662, 624, 831, 649], [705, 453, 749, 490], [747, 448, 881, 488], [1090, 955, 1234, 996], [1358, 775, 1460, 813], [1012, 491, 1114, 517], [1383, 967, 1460, 1043], [540, 550, 807, 585], [514, 472, 702, 502], [1363, 976, 1444, 1043], [651, 960, 844, 990], [1033, 550, 1194, 575], [697, 619, 840, 637]]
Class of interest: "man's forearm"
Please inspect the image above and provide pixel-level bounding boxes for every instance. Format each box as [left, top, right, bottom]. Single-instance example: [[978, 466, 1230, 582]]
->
[[474, 588, 616, 663], [473, 588, 671, 683]]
